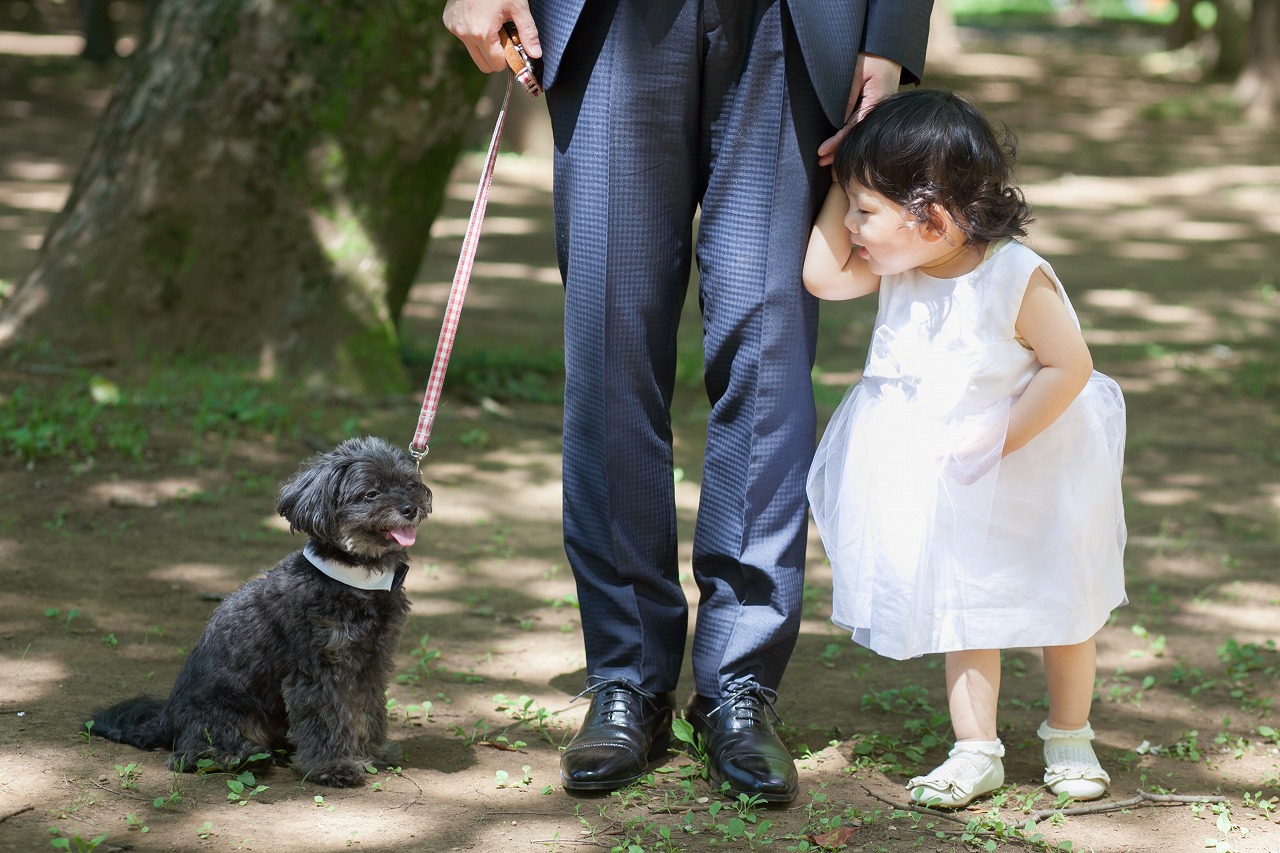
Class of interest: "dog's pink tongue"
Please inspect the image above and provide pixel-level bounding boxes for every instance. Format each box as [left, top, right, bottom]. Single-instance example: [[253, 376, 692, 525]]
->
[[387, 526, 416, 547]]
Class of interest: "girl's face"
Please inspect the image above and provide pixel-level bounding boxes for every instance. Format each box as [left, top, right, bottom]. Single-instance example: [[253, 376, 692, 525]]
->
[[842, 181, 963, 278]]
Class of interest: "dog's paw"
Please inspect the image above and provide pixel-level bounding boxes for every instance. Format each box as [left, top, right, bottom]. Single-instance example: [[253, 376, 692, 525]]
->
[[369, 740, 403, 767], [307, 762, 368, 788]]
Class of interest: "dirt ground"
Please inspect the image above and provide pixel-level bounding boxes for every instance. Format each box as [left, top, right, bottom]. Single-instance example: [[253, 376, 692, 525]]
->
[[3, 15, 1280, 853]]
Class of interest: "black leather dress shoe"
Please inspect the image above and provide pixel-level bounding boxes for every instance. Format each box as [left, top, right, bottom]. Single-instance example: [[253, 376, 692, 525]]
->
[[560, 681, 674, 791], [687, 687, 798, 803]]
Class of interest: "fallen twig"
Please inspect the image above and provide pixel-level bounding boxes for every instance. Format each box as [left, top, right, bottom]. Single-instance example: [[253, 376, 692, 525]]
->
[[88, 778, 151, 801], [529, 840, 607, 848], [378, 769, 427, 811], [861, 784, 1229, 825], [863, 786, 969, 824], [477, 740, 523, 752], [1027, 788, 1227, 822]]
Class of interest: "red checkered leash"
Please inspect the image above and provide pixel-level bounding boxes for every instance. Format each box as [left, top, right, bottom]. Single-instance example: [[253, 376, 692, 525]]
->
[[409, 25, 541, 468]]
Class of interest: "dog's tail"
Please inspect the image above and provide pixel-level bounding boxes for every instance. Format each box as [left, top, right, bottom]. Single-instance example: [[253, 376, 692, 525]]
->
[[86, 696, 170, 750]]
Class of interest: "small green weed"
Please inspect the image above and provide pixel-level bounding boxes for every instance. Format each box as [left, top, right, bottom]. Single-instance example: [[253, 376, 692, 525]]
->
[[1130, 623, 1167, 657], [1172, 729, 1203, 762], [481, 522, 516, 558], [1192, 801, 1243, 852], [396, 632, 442, 686], [47, 828, 108, 852], [453, 719, 491, 746], [492, 693, 558, 742], [1242, 790, 1277, 820], [494, 765, 533, 789], [670, 718, 708, 779], [45, 607, 79, 633], [368, 764, 406, 792], [114, 763, 141, 790], [385, 696, 432, 727], [1218, 638, 1277, 681], [152, 788, 182, 811], [225, 770, 269, 805]]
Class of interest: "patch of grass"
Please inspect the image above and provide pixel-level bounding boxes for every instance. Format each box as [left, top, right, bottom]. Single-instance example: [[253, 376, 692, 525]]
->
[[1234, 358, 1280, 399], [1, 358, 298, 463], [952, 0, 1175, 25], [1218, 638, 1277, 682], [1141, 93, 1244, 123], [407, 346, 564, 403], [0, 383, 146, 462]]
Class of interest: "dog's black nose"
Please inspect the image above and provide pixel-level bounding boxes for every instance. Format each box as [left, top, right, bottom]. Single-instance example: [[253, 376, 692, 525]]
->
[[402, 504, 419, 521]]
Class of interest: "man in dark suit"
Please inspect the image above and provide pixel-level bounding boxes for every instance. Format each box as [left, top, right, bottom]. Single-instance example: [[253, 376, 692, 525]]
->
[[445, 0, 932, 801]]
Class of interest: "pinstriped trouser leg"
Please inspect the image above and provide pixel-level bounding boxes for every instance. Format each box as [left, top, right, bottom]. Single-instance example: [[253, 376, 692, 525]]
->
[[546, 0, 830, 699]]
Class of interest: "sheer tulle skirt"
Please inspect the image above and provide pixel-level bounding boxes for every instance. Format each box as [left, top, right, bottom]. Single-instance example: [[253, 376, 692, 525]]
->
[[807, 372, 1128, 660]]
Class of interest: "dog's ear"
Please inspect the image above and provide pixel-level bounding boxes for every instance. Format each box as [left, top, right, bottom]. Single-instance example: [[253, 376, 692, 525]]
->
[[276, 450, 345, 541]]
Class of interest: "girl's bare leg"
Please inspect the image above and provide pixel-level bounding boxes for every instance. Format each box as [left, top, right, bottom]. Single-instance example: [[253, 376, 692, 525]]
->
[[946, 649, 1001, 740], [1043, 638, 1096, 729]]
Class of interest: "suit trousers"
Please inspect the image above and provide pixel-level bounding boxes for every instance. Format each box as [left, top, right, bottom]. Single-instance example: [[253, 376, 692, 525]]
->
[[545, 0, 831, 700]]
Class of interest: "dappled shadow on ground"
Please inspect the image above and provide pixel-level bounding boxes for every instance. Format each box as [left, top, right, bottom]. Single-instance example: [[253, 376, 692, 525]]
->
[[3, 20, 1280, 853]]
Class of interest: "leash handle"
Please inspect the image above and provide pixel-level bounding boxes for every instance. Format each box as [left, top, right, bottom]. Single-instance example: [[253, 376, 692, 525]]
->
[[409, 24, 542, 466], [500, 22, 542, 98]]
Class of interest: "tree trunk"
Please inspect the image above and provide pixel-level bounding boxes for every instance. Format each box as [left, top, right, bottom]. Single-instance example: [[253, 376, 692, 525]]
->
[[1213, 0, 1251, 78], [1166, 0, 1199, 49], [79, 0, 118, 63], [1236, 0, 1280, 125], [0, 0, 486, 392]]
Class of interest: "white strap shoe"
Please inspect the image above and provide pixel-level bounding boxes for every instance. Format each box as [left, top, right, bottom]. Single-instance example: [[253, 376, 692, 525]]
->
[[1039, 720, 1110, 800], [906, 739, 1005, 807]]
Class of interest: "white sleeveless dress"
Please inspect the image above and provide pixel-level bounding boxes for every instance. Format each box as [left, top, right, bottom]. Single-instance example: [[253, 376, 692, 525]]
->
[[807, 241, 1127, 661]]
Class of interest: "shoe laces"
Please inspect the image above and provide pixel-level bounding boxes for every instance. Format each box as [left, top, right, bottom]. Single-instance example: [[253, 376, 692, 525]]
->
[[708, 683, 782, 727], [572, 677, 656, 722]]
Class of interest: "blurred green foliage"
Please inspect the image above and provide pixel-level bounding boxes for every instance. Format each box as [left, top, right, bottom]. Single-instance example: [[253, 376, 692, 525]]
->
[[951, 0, 1179, 24]]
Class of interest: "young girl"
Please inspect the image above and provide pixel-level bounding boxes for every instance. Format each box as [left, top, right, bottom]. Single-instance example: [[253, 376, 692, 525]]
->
[[804, 89, 1127, 808]]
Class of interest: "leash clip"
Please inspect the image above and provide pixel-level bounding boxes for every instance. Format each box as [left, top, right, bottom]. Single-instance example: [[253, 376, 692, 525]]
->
[[500, 22, 541, 98], [408, 444, 429, 470]]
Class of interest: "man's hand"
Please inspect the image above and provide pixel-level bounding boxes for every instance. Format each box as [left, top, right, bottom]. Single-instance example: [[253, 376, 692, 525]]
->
[[443, 0, 541, 74], [817, 53, 903, 167]]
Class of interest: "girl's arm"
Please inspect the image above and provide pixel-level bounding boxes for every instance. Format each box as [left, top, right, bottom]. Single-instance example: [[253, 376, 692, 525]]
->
[[1005, 269, 1094, 456], [803, 184, 880, 301]]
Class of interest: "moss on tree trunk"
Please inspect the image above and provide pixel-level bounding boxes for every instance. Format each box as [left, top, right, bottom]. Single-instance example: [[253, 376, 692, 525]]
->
[[0, 0, 487, 393]]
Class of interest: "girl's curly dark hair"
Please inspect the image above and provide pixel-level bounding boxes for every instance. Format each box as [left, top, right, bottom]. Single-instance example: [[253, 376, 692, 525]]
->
[[834, 89, 1033, 244]]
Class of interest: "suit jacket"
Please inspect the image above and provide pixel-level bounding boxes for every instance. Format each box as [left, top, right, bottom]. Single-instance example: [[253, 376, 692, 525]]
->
[[529, 0, 934, 127]]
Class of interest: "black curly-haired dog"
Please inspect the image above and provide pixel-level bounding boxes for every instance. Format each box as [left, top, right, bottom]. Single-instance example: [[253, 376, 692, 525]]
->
[[88, 436, 431, 787]]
